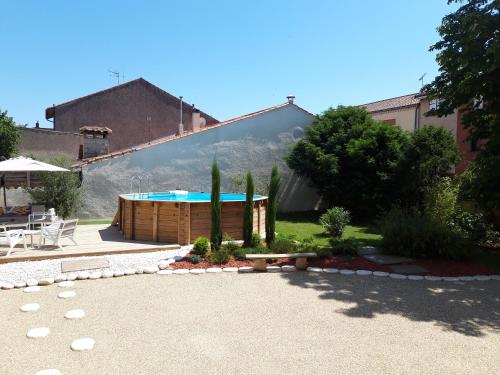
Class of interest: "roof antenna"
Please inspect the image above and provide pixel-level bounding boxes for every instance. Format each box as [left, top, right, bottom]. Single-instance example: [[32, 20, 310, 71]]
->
[[418, 73, 427, 88], [108, 70, 121, 84]]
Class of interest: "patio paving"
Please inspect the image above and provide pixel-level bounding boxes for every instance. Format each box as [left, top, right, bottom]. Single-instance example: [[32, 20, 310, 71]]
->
[[0, 225, 179, 264]]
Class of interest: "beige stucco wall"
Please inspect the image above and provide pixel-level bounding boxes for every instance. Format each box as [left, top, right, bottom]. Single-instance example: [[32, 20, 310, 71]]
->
[[370, 107, 417, 132], [418, 98, 458, 138]]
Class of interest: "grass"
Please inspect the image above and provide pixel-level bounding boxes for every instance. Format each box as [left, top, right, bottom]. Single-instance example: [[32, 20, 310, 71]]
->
[[276, 211, 382, 246], [78, 219, 113, 225]]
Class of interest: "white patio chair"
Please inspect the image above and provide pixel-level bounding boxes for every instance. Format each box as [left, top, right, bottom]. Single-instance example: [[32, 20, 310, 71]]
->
[[39, 219, 79, 250], [0, 226, 27, 257]]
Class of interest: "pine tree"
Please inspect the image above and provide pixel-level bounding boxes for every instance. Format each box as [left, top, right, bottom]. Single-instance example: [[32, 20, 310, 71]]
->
[[243, 172, 254, 247], [210, 160, 222, 250], [266, 166, 280, 245]]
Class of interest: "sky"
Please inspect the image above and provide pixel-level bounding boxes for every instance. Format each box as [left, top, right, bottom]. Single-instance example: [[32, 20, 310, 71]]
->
[[0, 0, 459, 127]]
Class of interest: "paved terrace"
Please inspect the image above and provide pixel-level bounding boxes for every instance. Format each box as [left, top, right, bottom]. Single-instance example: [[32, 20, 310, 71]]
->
[[0, 224, 179, 264]]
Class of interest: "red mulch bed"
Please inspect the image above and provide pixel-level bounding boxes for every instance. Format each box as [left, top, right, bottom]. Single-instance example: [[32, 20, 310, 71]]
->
[[171, 253, 500, 276]]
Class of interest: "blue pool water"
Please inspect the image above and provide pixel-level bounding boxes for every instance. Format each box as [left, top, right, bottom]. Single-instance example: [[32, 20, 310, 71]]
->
[[127, 192, 265, 202]]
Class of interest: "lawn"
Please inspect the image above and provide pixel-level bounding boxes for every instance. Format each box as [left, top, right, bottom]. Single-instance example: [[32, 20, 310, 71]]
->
[[276, 212, 382, 246], [79, 218, 113, 225]]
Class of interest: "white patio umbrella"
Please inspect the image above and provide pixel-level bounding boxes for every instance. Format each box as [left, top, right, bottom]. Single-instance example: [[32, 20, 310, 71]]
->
[[0, 157, 70, 207]]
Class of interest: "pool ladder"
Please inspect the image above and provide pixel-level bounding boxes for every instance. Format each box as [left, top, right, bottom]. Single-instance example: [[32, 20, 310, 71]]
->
[[129, 174, 151, 199]]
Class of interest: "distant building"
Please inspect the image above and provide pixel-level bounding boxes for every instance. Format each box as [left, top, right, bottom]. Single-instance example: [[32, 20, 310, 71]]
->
[[45, 78, 218, 153], [362, 93, 479, 173]]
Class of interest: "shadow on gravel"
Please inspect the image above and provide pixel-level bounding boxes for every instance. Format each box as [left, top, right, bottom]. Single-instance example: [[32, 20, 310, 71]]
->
[[281, 272, 500, 337]]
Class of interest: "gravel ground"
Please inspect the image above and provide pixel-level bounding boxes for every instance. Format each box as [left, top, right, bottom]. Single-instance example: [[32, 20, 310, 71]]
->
[[1, 272, 499, 375], [0, 246, 191, 283]]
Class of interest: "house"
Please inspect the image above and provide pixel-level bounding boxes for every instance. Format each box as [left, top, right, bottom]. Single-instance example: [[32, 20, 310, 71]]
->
[[44, 78, 218, 153], [75, 98, 323, 218], [362, 93, 478, 173]]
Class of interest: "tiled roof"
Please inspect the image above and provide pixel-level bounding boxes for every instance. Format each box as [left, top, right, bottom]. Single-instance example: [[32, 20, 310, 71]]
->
[[74, 102, 313, 167], [362, 93, 420, 113]]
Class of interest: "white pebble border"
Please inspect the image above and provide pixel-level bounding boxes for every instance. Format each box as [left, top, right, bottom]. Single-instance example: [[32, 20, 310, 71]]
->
[[35, 370, 62, 375]]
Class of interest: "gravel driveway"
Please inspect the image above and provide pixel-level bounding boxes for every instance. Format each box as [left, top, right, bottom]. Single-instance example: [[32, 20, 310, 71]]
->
[[1, 272, 499, 374]]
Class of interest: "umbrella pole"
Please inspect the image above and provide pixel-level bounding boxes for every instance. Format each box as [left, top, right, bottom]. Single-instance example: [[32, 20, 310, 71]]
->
[[1, 174, 6, 207]]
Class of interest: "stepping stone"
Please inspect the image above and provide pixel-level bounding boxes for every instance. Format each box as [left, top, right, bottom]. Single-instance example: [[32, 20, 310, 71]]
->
[[70, 337, 95, 351], [65, 309, 85, 320], [58, 291, 76, 299], [102, 270, 114, 278], [77, 271, 89, 280], [38, 277, 54, 286], [61, 258, 109, 273], [357, 246, 380, 256], [424, 276, 442, 281], [340, 269, 355, 275], [173, 269, 189, 274], [459, 276, 474, 281], [266, 266, 281, 273], [26, 278, 38, 287], [27, 327, 50, 338], [35, 369, 62, 375], [54, 275, 67, 283], [223, 267, 239, 272], [281, 265, 296, 272], [1, 282, 14, 290], [356, 270, 372, 276], [373, 271, 389, 277], [390, 264, 429, 274], [206, 267, 222, 273], [307, 267, 323, 273], [14, 281, 26, 288], [363, 254, 415, 265], [124, 269, 135, 276], [58, 281, 75, 288], [474, 275, 491, 281], [408, 275, 425, 281], [157, 270, 173, 275], [190, 268, 206, 274], [143, 266, 159, 274], [113, 270, 124, 277], [89, 271, 102, 279], [24, 286, 41, 293], [238, 266, 254, 273], [323, 268, 339, 273], [20, 303, 40, 312], [389, 273, 407, 280]]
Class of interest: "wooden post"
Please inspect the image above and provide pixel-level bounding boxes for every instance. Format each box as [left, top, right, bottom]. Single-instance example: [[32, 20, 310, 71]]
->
[[153, 202, 159, 242]]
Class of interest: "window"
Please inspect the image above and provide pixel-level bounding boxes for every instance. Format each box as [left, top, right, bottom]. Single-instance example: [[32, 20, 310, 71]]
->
[[382, 119, 396, 125], [429, 99, 440, 110], [473, 96, 484, 109]]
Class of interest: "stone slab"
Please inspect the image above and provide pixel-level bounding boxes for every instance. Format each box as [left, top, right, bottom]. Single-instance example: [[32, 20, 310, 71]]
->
[[61, 258, 109, 273], [362, 254, 415, 265], [390, 264, 429, 274], [357, 246, 380, 256]]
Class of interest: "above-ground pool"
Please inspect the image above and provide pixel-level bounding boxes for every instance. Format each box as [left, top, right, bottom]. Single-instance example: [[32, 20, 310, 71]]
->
[[117, 191, 268, 245]]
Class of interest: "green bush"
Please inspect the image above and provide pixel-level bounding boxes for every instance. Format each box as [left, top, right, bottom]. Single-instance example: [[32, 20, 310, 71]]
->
[[449, 208, 499, 245], [192, 237, 211, 257], [269, 233, 299, 253], [189, 254, 201, 264], [319, 207, 351, 238], [233, 247, 267, 261], [329, 238, 360, 255], [221, 235, 240, 254], [210, 248, 231, 264], [297, 237, 320, 254], [250, 232, 262, 248]]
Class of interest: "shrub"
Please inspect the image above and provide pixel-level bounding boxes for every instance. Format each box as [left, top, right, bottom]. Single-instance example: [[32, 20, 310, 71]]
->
[[210, 160, 222, 250], [250, 232, 262, 248], [329, 238, 360, 256], [192, 237, 211, 257], [269, 233, 299, 253], [266, 166, 281, 245], [189, 254, 201, 264], [221, 235, 240, 254], [210, 248, 231, 264], [0, 109, 21, 159], [449, 208, 499, 245], [243, 172, 254, 247], [297, 237, 320, 254], [319, 207, 350, 238], [423, 177, 459, 226], [233, 247, 267, 261]]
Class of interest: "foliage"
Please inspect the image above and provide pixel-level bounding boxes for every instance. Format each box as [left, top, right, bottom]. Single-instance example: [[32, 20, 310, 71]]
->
[[192, 237, 211, 257], [229, 173, 267, 195], [423, 177, 459, 226], [233, 246, 267, 261], [286, 106, 409, 218], [329, 238, 361, 256], [189, 254, 201, 264], [250, 232, 262, 248], [221, 235, 240, 254], [27, 156, 81, 219], [424, 0, 500, 211], [243, 172, 254, 247], [398, 126, 460, 208], [319, 206, 351, 238], [269, 233, 299, 253], [296, 236, 321, 254], [265, 166, 281, 245], [449, 208, 499, 245], [210, 248, 231, 264], [0, 109, 21, 160], [210, 160, 222, 250]]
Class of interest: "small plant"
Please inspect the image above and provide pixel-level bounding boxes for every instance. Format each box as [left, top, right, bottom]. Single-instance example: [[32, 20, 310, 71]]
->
[[233, 247, 267, 261], [319, 207, 351, 238], [210, 248, 231, 264], [192, 237, 211, 257], [269, 233, 299, 253], [297, 237, 320, 254], [190, 254, 201, 264], [329, 238, 361, 255], [221, 234, 240, 254], [250, 232, 262, 248]]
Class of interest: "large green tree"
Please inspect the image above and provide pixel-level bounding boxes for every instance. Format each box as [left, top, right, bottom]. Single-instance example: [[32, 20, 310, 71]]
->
[[210, 160, 222, 250], [287, 106, 409, 217], [265, 166, 280, 245], [424, 0, 500, 209], [0, 109, 21, 160], [243, 172, 254, 247]]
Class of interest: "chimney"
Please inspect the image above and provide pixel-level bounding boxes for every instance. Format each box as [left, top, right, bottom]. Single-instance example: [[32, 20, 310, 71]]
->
[[192, 108, 201, 133], [286, 95, 295, 104], [35, 121, 40, 128]]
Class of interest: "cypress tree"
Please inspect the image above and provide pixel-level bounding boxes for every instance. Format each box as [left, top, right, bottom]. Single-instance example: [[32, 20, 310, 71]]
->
[[266, 166, 280, 245], [210, 160, 222, 250], [243, 172, 254, 247]]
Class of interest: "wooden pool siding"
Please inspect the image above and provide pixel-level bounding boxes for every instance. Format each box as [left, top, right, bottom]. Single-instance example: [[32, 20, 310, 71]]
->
[[118, 196, 267, 245]]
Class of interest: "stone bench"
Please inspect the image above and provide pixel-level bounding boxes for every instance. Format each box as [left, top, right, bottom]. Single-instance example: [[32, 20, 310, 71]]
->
[[245, 252, 317, 271]]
